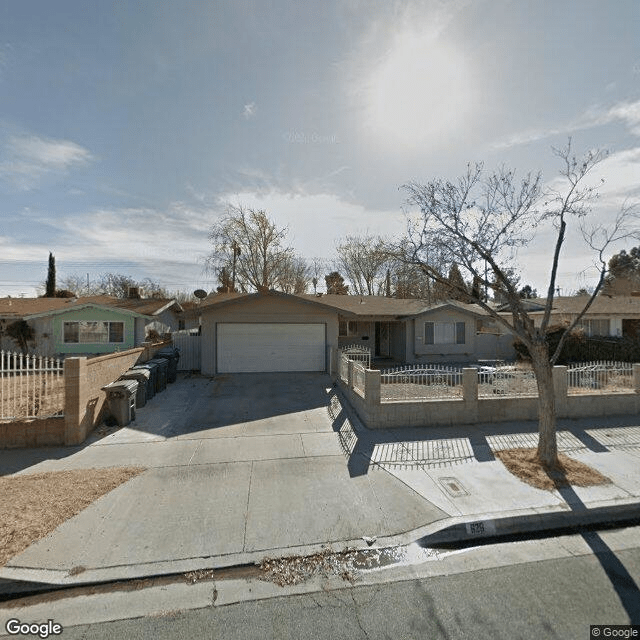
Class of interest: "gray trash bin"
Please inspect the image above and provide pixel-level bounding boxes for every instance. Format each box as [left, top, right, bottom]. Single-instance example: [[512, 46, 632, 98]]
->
[[132, 362, 158, 398], [102, 379, 138, 427], [119, 368, 150, 408], [148, 357, 169, 392], [156, 347, 180, 383]]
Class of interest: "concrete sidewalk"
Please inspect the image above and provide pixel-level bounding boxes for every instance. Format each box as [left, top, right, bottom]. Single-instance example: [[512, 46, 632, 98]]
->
[[1, 373, 639, 588]]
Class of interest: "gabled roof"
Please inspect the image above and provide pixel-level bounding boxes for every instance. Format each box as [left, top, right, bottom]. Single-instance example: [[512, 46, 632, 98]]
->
[[81, 296, 183, 316], [298, 294, 429, 317], [193, 290, 353, 315], [0, 297, 79, 318], [0, 295, 179, 320], [187, 291, 491, 320]]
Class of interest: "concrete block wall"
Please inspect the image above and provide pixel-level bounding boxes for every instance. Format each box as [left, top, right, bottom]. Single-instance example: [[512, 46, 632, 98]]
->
[[0, 416, 65, 449], [64, 340, 173, 446], [336, 355, 640, 429]]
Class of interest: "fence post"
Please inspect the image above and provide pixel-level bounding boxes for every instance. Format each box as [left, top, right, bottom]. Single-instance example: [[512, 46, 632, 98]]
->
[[462, 368, 478, 402], [633, 363, 640, 393], [364, 369, 381, 405], [553, 365, 568, 415], [64, 357, 88, 445], [462, 368, 479, 422], [347, 359, 355, 390], [328, 347, 336, 379]]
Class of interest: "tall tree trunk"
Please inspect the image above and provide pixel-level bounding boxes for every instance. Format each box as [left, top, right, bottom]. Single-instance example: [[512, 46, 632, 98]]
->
[[530, 344, 559, 467]]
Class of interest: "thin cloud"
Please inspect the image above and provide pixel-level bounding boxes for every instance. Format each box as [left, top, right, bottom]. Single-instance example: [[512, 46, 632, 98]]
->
[[0, 134, 93, 190], [491, 98, 640, 150], [242, 102, 256, 119]]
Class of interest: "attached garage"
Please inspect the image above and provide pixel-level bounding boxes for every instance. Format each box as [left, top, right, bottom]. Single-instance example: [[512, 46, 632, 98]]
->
[[217, 323, 326, 373], [197, 292, 341, 376]]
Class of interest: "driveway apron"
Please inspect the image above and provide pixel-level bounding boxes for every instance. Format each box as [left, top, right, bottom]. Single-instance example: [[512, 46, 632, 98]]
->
[[2, 373, 445, 578]]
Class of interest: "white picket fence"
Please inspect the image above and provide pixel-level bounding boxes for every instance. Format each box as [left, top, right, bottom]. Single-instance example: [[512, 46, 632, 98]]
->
[[173, 331, 201, 371], [0, 350, 65, 420]]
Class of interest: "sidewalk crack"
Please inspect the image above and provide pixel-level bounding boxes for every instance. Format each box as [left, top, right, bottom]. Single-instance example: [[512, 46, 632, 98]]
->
[[187, 440, 203, 465], [242, 461, 254, 551]]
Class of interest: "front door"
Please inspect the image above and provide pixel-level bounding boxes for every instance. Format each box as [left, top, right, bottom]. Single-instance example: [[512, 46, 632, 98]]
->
[[375, 322, 390, 357]]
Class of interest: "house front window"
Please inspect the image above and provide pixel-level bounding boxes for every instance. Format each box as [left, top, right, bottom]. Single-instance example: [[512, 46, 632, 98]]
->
[[63, 321, 125, 344], [339, 320, 358, 337], [424, 321, 465, 345], [576, 319, 610, 337]]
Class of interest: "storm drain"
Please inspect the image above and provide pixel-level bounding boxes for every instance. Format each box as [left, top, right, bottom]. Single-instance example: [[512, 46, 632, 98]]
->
[[438, 476, 469, 497]]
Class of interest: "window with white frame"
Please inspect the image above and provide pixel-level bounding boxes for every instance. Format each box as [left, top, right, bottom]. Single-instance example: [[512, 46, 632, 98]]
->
[[424, 321, 465, 345], [63, 321, 125, 344], [576, 318, 610, 337]]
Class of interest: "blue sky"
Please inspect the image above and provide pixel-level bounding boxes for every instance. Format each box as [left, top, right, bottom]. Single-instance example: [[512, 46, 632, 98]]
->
[[1, 0, 639, 297]]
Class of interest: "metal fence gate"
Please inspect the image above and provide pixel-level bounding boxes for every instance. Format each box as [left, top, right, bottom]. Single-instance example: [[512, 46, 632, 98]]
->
[[173, 331, 201, 371]]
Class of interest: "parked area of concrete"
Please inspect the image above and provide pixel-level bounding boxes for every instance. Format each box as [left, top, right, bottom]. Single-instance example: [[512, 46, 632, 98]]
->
[[1, 372, 639, 587]]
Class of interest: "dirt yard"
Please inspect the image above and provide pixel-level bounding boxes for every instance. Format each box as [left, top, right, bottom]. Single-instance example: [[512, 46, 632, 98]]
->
[[0, 374, 65, 419], [0, 466, 145, 566], [496, 448, 611, 491]]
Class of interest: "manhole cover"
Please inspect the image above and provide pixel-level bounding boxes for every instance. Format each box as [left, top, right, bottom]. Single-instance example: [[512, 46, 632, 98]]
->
[[438, 476, 469, 497]]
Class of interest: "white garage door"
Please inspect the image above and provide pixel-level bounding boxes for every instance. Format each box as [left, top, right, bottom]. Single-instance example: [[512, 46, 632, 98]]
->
[[217, 323, 326, 373]]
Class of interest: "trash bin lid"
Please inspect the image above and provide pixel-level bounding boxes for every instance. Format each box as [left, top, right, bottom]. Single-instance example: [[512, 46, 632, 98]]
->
[[134, 362, 158, 371], [102, 379, 138, 394], [157, 347, 180, 359], [148, 357, 169, 366], [120, 369, 151, 381]]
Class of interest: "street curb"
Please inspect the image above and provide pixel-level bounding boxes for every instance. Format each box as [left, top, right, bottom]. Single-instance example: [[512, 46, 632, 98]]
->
[[1, 499, 638, 596], [417, 498, 640, 545]]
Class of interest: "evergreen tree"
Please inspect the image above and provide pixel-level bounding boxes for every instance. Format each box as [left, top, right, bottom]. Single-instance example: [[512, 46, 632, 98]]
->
[[446, 263, 469, 301], [325, 271, 349, 295], [45, 252, 56, 297]]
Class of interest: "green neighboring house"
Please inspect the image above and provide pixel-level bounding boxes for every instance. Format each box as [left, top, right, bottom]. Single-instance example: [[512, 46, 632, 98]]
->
[[0, 295, 183, 357]]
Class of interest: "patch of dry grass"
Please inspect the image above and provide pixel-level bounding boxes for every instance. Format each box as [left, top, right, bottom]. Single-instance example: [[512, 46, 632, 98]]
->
[[0, 466, 145, 566], [495, 447, 611, 491]]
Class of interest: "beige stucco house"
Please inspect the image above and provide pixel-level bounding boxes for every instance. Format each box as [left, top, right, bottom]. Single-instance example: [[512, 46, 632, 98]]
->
[[190, 291, 516, 374]]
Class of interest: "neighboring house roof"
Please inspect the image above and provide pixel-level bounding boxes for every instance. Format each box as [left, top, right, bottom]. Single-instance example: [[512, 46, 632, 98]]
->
[[0, 297, 79, 319], [80, 295, 184, 316], [508, 295, 640, 316], [0, 296, 180, 320]]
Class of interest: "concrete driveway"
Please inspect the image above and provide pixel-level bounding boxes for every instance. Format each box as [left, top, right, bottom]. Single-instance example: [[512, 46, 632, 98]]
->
[[1, 373, 445, 583]]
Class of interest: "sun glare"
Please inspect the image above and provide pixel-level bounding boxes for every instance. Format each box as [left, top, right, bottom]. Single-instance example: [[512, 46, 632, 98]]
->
[[363, 28, 475, 152]]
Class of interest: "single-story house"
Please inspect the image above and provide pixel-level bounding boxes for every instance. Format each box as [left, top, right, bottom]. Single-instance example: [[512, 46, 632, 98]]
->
[[82, 295, 185, 335], [0, 295, 183, 357], [505, 295, 640, 339], [189, 291, 516, 375]]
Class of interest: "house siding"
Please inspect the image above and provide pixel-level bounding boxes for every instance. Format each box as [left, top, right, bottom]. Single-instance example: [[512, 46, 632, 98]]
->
[[52, 307, 137, 356], [411, 308, 477, 362]]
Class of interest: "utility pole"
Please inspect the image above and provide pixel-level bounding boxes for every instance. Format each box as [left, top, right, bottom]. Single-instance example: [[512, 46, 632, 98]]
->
[[231, 242, 240, 292]]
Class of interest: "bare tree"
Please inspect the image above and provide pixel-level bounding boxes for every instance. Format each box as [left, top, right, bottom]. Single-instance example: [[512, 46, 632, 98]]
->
[[56, 273, 168, 298], [388, 240, 450, 300], [207, 205, 295, 291], [277, 255, 310, 294], [402, 139, 639, 467], [335, 235, 392, 295]]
